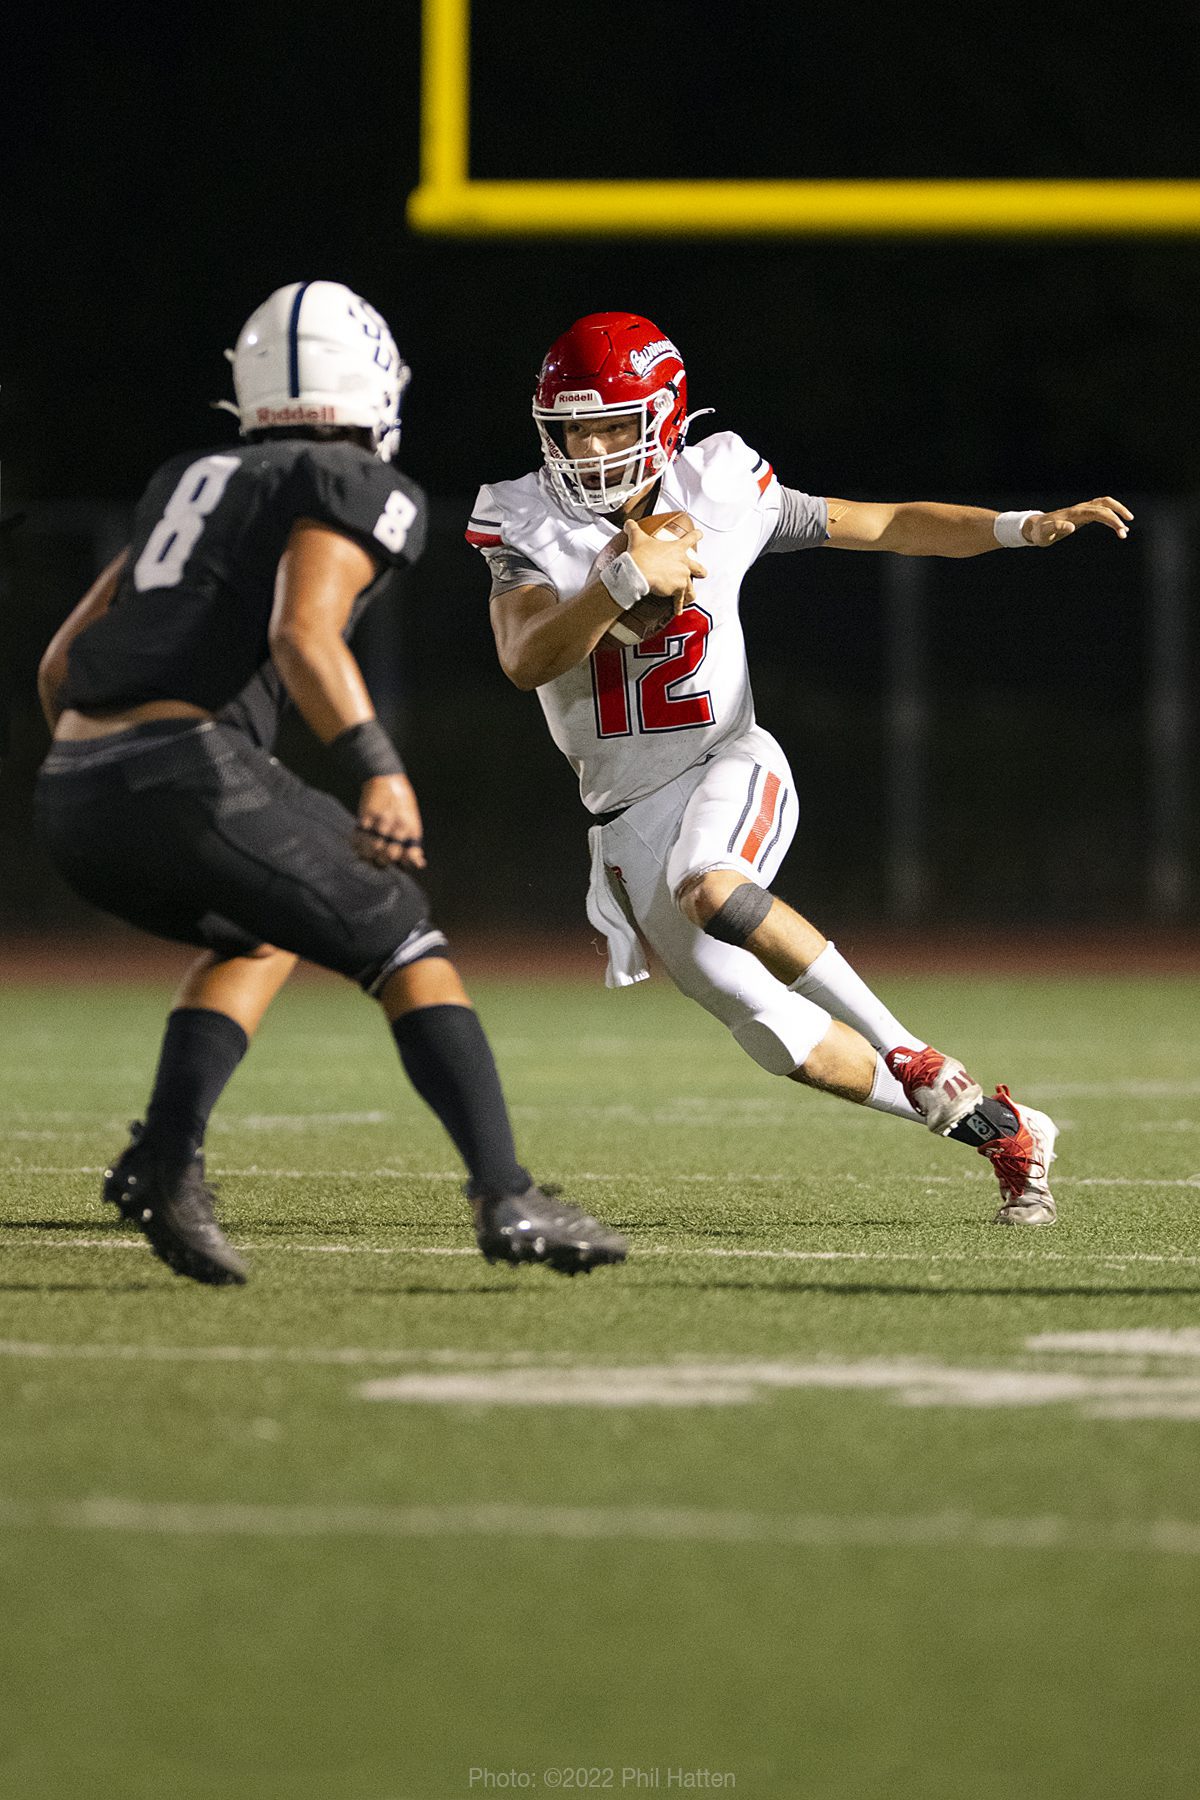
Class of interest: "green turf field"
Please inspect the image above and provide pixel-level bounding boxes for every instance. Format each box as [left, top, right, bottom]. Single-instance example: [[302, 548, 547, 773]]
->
[[3, 970, 1200, 1800]]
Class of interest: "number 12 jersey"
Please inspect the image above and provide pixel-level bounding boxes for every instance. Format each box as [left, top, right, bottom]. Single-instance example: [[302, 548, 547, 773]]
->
[[469, 431, 827, 816]]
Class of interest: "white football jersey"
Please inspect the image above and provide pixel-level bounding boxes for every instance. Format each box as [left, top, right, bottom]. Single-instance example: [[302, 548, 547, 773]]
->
[[469, 431, 825, 814]]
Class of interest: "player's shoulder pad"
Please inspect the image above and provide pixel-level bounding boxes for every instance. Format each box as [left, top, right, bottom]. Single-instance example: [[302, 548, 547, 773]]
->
[[291, 441, 427, 566], [669, 430, 778, 530], [465, 471, 547, 552], [295, 437, 423, 502], [466, 480, 504, 548]]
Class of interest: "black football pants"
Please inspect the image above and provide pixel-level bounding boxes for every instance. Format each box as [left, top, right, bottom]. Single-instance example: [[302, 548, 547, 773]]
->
[[34, 720, 440, 990]]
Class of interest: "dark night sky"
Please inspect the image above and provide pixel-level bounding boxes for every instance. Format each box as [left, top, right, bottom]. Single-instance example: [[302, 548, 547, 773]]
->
[[3, 4, 1199, 927], [5, 3, 1200, 505]]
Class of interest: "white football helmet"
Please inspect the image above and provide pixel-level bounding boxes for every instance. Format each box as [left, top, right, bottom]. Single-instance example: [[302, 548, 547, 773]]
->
[[223, 281, 410, 461]]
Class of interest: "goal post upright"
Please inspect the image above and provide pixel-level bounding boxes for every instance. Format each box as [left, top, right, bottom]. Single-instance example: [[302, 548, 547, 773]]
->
[[419, 0, 470, 195]]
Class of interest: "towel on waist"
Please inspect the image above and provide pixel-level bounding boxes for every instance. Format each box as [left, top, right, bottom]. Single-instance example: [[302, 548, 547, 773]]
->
[[585, 825, 650, 988]]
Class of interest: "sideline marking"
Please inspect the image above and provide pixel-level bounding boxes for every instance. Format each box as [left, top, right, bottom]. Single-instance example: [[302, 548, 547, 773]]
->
[[1, 1495, 1199, 1554]]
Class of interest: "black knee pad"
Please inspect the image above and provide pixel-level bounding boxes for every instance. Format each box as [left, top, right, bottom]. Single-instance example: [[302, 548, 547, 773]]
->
[[704, 881, 774, 947]]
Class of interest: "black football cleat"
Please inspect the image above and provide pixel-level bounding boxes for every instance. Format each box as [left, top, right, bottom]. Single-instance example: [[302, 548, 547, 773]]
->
[[103, 1122, 248, 1286], [468, 1181, 628, 1276]]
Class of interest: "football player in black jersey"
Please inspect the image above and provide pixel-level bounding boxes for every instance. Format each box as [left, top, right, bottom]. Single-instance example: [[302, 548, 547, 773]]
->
[[35, 281, 626, 1285]]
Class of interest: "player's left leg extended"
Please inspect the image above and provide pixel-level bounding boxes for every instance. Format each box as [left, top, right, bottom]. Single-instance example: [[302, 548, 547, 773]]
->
[[672, 868, 1056, 1224], [600, 731, 1056, 1224]]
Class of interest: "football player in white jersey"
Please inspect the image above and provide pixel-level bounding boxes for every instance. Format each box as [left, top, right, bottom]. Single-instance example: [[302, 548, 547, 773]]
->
[[469, 311, 1133, 1226]]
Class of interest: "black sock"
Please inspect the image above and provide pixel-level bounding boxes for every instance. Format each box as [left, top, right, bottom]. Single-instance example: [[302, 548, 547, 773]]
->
[[390, 1004, 530, 1198], [143, 1007, 249, 1163], [946, 1093, 1020, 1148]]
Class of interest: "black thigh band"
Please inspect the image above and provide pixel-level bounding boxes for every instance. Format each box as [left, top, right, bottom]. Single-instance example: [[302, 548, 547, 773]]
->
[[704, 881, 774, 947]]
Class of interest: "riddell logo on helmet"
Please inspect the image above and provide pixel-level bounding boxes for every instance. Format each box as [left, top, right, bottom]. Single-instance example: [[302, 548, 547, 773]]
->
[[629, 339, 677, 377], [551, 389, 603, 410], [255, 404, 337, 425]]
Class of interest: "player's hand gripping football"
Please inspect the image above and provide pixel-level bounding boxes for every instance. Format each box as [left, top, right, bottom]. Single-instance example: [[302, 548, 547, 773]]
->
[[624, 511, 706, 605], [355, 774, 426, 871], [1024, 496, 1133, 545]]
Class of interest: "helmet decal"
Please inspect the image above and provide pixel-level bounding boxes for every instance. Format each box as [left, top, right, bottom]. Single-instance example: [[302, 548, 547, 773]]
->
[[286, 281, 313, 399]]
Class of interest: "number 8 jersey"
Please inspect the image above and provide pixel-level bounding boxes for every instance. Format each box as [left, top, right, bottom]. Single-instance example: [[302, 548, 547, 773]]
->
[[65, 439, 426, 714], [469, 430, 828, 815]]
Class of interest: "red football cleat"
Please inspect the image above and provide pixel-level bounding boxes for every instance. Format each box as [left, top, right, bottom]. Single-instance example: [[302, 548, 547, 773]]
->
[[884, 1044, 983, 1134], [979, 1085, 1059, 1225]]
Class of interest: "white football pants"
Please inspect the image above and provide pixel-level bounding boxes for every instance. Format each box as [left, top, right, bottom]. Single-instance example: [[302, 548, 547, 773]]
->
[[588, 725, 832, 1075]]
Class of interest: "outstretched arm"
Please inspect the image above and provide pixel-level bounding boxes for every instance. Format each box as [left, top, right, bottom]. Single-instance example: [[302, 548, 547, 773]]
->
[[824, 496, 1132, 557]]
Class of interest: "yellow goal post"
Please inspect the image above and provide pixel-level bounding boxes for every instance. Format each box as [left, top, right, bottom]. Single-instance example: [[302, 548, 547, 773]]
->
[[407, 0, 1200, 237]]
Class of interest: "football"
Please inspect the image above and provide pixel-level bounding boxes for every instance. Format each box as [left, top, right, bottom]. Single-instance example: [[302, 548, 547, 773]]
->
[[601, 512, 695, 648]]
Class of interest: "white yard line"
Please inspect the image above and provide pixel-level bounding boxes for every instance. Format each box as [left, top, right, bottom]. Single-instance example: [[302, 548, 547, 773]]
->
[[0, 1340, 526, 1367], [0, 1495, 1197, 1554], [6, 1340, 1200, 1419], [9, 1162, 1200, 1192], [7, 1235, 1200, 1267], [7, 1080, 1200, 1121], [4, 1338, 1200, 1408], [689, 1245, 1200, 1265], [1028, 1329, 1200, 1357], [1027, 1081, 1200, 1098], [353, 1358, 1200, 1417]]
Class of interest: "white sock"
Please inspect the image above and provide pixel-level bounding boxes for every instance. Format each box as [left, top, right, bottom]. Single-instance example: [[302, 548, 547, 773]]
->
[[866, 1055, 924, 1123], [790, 942, 925, 1057]]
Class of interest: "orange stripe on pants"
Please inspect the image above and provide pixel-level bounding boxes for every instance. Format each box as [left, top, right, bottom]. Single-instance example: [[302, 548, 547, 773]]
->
[[739, 771, 781, 864]]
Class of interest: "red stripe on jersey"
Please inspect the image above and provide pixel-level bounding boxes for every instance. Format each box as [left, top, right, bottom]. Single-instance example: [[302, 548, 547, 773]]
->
[[465, 527, 503, 546], [739, 771, 782, 863], [756, 463, 774, 495]]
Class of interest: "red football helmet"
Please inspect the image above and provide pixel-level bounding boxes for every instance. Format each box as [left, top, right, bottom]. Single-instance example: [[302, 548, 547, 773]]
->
[[533, 312, 690, 511]]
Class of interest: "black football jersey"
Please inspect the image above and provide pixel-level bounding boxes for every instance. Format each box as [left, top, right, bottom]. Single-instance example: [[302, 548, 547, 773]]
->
[[217, 661, 292, 751], [64, 438, 425, 714], [218, 563, 388, 752]]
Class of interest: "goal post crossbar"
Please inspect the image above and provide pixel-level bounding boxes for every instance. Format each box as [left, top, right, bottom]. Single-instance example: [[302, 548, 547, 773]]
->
[[408, 0, 1200, 237]]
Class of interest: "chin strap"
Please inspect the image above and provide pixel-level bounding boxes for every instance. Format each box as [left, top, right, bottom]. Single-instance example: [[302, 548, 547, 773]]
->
[[213, 349, 241, 423]]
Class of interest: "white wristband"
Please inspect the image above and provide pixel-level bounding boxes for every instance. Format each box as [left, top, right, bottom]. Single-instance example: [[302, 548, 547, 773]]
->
[[993, 510, 1039, 548], [599, 550, 651, 611]]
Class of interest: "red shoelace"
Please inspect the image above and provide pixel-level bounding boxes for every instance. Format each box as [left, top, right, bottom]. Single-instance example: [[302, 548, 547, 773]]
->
[[979, 1084, 1044, 1200]]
